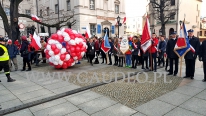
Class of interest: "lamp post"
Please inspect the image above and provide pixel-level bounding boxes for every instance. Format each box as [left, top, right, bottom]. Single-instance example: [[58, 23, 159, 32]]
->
[[117, 16, 121, 38]]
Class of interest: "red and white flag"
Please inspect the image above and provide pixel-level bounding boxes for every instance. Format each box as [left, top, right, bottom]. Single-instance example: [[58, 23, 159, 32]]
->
[[30, 32, 42, 50], [85, 26, 91, 38], [122, 17, 126, 24], [141, 17, 152, 53], [31, 14, 41, 22]]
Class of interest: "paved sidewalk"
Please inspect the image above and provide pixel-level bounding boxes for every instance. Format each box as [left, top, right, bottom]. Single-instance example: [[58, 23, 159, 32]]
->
[[0, 56, 205, 116]]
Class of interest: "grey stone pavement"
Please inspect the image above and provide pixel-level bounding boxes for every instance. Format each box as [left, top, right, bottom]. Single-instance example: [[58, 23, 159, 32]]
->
[[0, 56, 206, 116]]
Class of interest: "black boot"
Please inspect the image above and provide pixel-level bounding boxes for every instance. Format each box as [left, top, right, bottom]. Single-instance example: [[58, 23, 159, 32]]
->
[[21, 68, 25, 71], [6, 74, 16, 82]]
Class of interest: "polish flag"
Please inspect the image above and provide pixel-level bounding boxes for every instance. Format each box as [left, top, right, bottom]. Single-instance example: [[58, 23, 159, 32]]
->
[[30, 32, 42, 50], [122, 17, 126, 24], [85, 26, 91, 38], [31, 14, 41, 22], [141, 17, 152, 53]]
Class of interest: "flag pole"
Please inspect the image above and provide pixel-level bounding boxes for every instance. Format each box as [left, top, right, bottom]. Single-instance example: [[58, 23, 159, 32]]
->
[[106, 52, 109, 64], [150, 48, 153, 71], [179, 57, 182, 77]]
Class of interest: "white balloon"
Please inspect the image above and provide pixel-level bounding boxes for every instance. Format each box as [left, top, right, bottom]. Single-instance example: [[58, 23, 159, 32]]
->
[[65, 54, 70, 60], [55, 55, 60, 61], [75, 38, 80, 44], [49, 50, 54, 56], [48, 40, 53, 44], [81, 52, 85, 57], [54, 40, 59, 44], [62, 32, 69, 38], [58, 60, 63, 65], [56, 44, 62, 49], [72, 30, 78, 34], [61, 28, 65, 33], [60, 48, 66, 54], [64, 36, 70, 42], [75, 60, 78, 63], [49, 57, 52, 63], [57, 30, 62, 35], [46, 45, 51, 51], [71, 62, 75, 66], [69, 40, 76, 45], [73, 56, 78, 60], [53, 61, 58, 65]]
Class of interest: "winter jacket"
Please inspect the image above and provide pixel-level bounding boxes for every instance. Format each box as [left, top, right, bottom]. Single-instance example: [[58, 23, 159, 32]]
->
[[184, 36, 200, 60], [87, 42, 95, 55], [6, 44, 18, 59], [199, 40, 206, 62], [158, 40, 166, 52], [166, 38, 178, 58], [131, 41, 140, 55], [20, 40, 30, 58], [108, 42, 114, 53], [94, 41, 99, 51], [149, 38, 159, 53]]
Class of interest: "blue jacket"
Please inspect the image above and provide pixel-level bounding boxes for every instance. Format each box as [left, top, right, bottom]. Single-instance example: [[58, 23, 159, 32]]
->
[[6, 44, 18, 59], [158, 40, 166, 52]]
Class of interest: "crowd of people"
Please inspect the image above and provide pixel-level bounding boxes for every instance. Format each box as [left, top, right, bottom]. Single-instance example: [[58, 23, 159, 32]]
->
[[85, 29, 206, 82], [0, 28, 206, 83]]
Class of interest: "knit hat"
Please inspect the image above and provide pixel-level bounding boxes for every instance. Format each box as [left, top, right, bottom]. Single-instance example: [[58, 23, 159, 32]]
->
[[7, 39, 12, 43], [21, 36, 27, 40]]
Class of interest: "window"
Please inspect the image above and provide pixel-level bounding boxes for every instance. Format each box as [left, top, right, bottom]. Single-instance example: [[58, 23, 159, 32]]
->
[[90, 24, 96, 35], [204, 31, 206, 36], [40, 9, 43, 17], [171, 0, 175, 6], [67, 0, 71, 11], [25, 10, 31, 15], [170, 12, 175, 20], [90, 0, 95, 10], [46, 7, 49, 16], [200, 31, 202, 36], [55, 4, 58, 14], [115, 5, 119, 14]]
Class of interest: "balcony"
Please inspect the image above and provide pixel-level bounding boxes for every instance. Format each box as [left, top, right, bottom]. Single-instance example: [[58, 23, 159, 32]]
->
[[156, 20, 177, 25]]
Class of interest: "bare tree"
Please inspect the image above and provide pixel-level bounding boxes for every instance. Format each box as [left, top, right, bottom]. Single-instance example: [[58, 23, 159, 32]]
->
[[150, 0, 177, 35], [0, 0, 76, 42]]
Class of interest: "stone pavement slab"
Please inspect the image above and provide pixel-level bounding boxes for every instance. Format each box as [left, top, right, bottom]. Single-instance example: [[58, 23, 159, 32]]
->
[[29, 98, 67, 112], [11, 85, 43, 95], [165, 107, 204, 116], [50, 84, 80, 94], [78, 96, 117, 115], [4, 109, 33, 116], [135, 99, 176, 116], [0, 89, 12, 96], [131, 112, 147, 116], [157, 91, 192, 106], [194, 90, 206, 100], [0, 93, 17, 103], [91, 103, 137, 116], [66, 91, 102, 105], [186, 80, 206, 89], [66, 110, 89, 116], [179, 97, 206, 115], [33, 102, 79, 116], [0, 99, 23, 109], [173, 85, 204, 96], [43, 81, 70, 90]]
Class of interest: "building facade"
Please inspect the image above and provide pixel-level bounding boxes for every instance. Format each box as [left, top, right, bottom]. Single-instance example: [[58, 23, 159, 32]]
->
[[37, 0, 126, 38], [0, 0, 37, 37], [199, 17, 206, 42], [125, 16, 143, 36], [147, 0, 202, 38]]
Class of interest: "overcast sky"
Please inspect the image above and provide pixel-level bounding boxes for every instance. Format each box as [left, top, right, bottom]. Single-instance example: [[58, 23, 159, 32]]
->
[[125, 0, 206, 17]]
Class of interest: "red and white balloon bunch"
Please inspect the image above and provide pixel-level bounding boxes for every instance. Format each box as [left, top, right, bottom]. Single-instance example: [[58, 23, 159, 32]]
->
[[44, 28, 87, 69]]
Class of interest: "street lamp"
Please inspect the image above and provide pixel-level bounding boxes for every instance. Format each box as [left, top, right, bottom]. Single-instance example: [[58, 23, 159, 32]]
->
[[116, 16, 122, 38]]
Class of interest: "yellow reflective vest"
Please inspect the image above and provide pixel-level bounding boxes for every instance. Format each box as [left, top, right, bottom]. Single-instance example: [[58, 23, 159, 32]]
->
[[0, 44, 9, 61]]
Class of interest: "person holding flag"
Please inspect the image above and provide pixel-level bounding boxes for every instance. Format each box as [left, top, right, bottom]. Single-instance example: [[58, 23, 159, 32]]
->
[[149, 33, 159, 72], [101, 30, 111, 64], [166, 32, 179, 76], [184, 29, 200, 79], [108, 37, 114, 65]]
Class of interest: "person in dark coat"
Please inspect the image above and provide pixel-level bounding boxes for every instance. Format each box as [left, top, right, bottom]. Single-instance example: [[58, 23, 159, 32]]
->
[[113, 37, 119, 66], [184, 29, 200, 79], [20, 36, 31, 71], [131, 36, 140, 69], [158, 35, 166, 67], [86, 38, 90, 62], [94, 36, 100, 64], [199, 40, 206, 82], [166, 32, 178, 76], [6, 39, 18, 71], [87, 38, 95, 66], [108, 37, 114, 65]]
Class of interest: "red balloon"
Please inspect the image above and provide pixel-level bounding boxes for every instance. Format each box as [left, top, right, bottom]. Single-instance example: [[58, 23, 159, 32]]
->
[[64, 29, 72, 34], [66, 45, 70, 50], [70, 53, 76, 57], [77, 56, 82, 60], [70, 35, 75, 40], [80, 47, 86, 52], [75, 47, 81, 52], [51, 44, 57, 50], [70, 47, 75, 52], [78, 43, 83, 47], [60, 54, 66, 61], [68, 59, 74, 63], [54, 49, 60, 55], [67, 62, 71, 67], [76, 52, 81, 57], [58, 35, 64, 42], [46, 55, 50, 59], [45, 50, 49, 54], [62, 62, 67, 69], [51, 34, 58, 40]]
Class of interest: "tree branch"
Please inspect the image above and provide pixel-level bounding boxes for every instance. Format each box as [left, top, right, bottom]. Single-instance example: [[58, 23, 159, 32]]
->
[[150, 1, 160, 7], [19, 13, 73, 27]]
